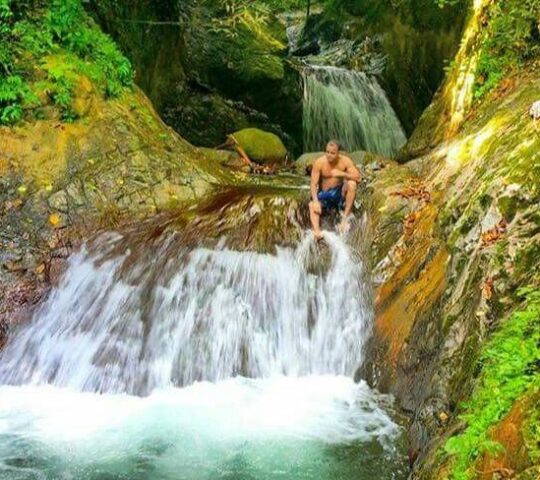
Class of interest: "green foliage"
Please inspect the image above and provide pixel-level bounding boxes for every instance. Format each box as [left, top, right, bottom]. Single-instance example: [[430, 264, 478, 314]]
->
[[0, 0, 133, 124], [524, 396, 540, 463], [474, 0, 540, 100], [444, 288, 540, 479]]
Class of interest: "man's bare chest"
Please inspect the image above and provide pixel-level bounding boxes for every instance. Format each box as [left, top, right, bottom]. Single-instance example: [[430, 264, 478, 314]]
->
[[320, 161, 346, 178]]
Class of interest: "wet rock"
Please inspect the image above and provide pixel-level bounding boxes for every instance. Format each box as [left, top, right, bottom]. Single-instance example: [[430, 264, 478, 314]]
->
[[48, 191, 69, 212], [362, 64, 540, 479], [291, 39, 320, 57], [21, 252, 37, 271], [48, 257, 68, 286]]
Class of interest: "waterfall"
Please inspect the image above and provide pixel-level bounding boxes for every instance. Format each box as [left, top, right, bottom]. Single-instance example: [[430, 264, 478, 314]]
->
[[302, 66, 406, 156], [0, 231, 373, 395], [0, 209, 408, 479]]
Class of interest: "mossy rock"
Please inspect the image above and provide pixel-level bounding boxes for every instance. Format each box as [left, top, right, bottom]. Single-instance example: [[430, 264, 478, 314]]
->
[[231, 128, 287, 165]]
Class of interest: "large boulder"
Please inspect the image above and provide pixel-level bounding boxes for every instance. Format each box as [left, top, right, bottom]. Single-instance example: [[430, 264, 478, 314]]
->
[[231, 128, 288, 165]]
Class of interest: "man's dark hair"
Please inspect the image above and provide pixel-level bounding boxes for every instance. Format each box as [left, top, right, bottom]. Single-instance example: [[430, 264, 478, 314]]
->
[[327, 140, 342, 150]]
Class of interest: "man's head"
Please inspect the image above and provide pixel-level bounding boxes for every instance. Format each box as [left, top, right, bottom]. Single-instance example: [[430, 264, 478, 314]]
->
[[325, 140, 341, 163]]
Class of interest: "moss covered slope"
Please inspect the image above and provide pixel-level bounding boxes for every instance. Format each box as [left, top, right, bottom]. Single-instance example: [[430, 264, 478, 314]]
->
[[0, 0, 249, 342], [405, 0, 540, 158], [358, 1, 540, 477]]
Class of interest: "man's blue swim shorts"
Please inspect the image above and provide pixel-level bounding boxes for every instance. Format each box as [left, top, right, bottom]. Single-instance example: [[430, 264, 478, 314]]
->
[[317, 185, 345, 211]]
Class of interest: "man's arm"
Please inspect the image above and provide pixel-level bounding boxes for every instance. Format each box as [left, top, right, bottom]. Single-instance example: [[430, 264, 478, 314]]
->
[[310, 159, 321, 202], [331, 158, 361, 182], [345, 158, 361, 182]]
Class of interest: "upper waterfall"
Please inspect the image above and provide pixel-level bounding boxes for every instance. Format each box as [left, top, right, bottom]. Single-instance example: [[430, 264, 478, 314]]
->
[[302, 66, 406, 156], [0, 228, 373, 395]]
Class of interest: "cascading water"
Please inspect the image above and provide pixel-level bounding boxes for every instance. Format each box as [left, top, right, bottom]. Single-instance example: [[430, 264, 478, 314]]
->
[[0, 213, 408, 479], [302, 66, 406, 156], [0, 231, 372, 393]]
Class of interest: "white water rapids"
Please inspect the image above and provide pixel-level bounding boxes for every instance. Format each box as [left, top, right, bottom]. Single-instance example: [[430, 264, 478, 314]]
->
[[0, 232, 372, 393], [0, 227, 408, 479]]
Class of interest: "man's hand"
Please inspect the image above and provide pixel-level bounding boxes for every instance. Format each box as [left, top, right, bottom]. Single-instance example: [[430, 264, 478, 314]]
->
[[312, 200, 322, 215]]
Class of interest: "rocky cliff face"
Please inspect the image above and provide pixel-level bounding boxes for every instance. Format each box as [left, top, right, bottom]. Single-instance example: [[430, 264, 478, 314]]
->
[[0, 74, 246, 336], [358, 1, 540, 477], [88, 0, 303, 153]]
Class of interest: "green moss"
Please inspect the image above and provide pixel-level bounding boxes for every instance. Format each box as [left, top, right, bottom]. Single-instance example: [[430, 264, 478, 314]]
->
[[514, 244, 540, 283], [443, 288, 540, 479], [523, 394, 540, 464], [0, 0, 133, 124], [232, 128, 287, 164], [201, 0, 287, 84]]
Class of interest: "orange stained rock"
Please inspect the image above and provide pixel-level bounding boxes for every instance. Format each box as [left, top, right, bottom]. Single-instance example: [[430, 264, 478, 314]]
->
[[376, 203, 440, 307], [476, 394, 536, 479], [374, 203, 448, 373], [375, 247, 448, 371]]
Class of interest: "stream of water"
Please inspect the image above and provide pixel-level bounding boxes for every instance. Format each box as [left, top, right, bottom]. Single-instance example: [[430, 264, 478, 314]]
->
[[302, 66, 406, 156], [0, 227, 408, 479]]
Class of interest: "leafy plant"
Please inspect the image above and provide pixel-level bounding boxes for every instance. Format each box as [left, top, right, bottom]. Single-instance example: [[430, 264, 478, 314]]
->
[[444, 288, 540, 479], [473, 0, 540, 100], [0, 0, 133, 125]]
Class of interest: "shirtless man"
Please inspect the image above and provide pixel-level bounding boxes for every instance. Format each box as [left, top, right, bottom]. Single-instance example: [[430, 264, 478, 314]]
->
[[308, 140, 361, 240]]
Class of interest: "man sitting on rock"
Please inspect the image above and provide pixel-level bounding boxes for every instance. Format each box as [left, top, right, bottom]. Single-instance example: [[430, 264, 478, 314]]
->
[[308, 140, 361, 240]]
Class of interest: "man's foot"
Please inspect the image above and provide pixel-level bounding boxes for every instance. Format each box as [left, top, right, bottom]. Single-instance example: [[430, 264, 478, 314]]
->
[[312, 229, 324, 241]]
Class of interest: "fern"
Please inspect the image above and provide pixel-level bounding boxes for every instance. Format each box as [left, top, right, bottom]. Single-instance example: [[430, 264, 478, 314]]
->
[[444, 288, 540, 479], [0, 0, 133, 125]]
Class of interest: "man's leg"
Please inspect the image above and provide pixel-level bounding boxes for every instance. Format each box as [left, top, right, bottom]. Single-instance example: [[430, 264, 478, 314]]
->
[[309, 201, 324, 240], [338, 181, 357, 232], [342, 180, 357, 217]]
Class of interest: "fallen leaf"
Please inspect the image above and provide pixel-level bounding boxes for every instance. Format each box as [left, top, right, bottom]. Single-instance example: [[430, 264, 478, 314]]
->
[[391, 179, 431, 203], [481, 220, 507, 247], [482, 276, 494, 300], [48, 213, 62, 228], [439, 412, 449, 423]]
